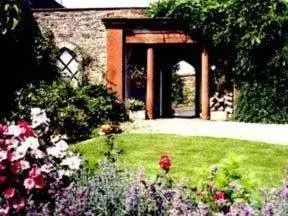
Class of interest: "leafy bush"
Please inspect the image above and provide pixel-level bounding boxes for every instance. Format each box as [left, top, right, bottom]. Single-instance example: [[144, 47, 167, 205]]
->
[[125, 98, 145, 111], [193, 155, 260, 214], [14, 80, 127, 141]]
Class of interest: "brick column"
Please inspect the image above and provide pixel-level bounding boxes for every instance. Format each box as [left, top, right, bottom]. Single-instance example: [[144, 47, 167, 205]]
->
[[146, 46, 155, 119], [106, 29, 124, 100], [201, 46, 210, 120]]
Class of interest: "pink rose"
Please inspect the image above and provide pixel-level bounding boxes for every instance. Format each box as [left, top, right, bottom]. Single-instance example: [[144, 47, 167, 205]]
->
[[3, 187, 15, 199]]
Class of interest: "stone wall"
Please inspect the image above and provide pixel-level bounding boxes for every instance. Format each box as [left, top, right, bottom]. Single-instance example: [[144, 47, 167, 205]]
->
[[33, 8, 146, 83]]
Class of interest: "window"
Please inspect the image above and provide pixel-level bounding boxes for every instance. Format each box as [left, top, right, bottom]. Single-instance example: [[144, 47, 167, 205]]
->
[[57, 48, 81, 85]]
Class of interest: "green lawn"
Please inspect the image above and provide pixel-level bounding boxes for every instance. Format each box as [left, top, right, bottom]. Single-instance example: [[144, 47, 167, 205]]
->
[[72, 134, 288, 188]]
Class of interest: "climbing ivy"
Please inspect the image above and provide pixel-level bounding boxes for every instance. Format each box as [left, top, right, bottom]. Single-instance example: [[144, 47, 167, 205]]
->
[[148, 0, 288, 123]]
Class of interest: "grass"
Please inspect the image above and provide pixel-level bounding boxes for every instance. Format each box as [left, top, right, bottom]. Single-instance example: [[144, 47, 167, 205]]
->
[[72, 134, 288, 188]]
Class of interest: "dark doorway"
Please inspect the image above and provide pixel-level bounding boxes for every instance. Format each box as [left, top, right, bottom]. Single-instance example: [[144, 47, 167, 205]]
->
[[157, 44, 201, 118]]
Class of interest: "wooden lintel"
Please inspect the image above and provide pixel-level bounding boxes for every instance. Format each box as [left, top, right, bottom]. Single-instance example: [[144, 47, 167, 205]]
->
[[126, 33, 196, 44]]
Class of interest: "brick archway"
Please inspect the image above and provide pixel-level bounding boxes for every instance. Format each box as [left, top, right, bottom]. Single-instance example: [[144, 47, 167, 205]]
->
[[103, 18, 210, 120]]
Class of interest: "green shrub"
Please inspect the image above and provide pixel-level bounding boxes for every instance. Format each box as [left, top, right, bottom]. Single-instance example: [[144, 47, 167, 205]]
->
[[14, 80, 127, 141], [125, 98, 145, 111]]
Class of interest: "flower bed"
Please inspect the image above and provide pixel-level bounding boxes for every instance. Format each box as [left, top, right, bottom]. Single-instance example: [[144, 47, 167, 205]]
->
[[0, 109, 81, 215]]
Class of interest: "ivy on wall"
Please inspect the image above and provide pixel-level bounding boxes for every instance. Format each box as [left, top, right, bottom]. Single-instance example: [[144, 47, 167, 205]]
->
[[148, 0, 288, 123]]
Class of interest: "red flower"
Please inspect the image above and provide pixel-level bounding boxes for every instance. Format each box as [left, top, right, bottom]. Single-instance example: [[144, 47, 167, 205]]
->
[[0, 176, 6, 184], [0, 164, 6, 170], [29, 165, 41, 178], [34, 174, 46, 189], [0, 124, 7, 135], [12, 197, 25, 211], [214, 191, 225, 201], [3, 187, 15, 199], [159, 154, 171, 172], [18, 121, 35, 137], [11, 161, 21, 174]]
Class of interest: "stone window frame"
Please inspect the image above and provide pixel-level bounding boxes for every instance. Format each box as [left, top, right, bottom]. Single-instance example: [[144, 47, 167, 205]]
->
[[56, 42, 84, 85]]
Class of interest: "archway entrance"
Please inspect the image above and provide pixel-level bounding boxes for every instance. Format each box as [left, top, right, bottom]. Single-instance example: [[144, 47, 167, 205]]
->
[[103, 18, 211, 120]]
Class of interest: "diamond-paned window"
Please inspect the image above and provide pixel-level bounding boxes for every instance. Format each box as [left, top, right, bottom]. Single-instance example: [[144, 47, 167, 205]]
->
[[57, 48, 81, 85]]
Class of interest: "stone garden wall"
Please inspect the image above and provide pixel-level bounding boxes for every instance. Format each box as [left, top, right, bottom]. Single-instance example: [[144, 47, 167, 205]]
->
[[32, 8, 146, 83]]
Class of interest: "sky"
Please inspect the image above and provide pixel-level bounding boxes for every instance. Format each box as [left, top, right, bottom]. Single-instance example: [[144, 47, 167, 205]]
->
[[56, 0, 156, 8]]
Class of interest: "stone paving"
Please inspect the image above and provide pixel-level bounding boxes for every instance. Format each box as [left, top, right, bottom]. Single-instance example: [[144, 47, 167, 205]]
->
[[123, 118, 288, 145]]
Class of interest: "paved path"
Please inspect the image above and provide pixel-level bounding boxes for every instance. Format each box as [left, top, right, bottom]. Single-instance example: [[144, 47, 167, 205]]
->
[[123, 118, 288, 145]]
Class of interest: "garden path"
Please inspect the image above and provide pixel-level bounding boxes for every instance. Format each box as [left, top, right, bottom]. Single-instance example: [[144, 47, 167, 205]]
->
[[123, 118, 288, 145]]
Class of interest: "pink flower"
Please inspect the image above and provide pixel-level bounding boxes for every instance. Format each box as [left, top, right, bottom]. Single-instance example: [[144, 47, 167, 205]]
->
[[0, 176, 6, 184], [3, 187, 15, 199], [0, 204, 9, 215], [29, 165, 41, 178], [0, 150, 7, 162], [0, 124, 7, 135], [0, 163, 6, 170], [24, 178, 35, 190], [12, 197, 25, 211], [18, 121, 35, 137]]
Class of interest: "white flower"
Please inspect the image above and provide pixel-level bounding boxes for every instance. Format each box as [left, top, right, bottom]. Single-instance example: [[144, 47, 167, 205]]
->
[[6, 125, 22, 137], [30, 108, 42, 116], [30, 108, 50, 128], [12, 144, 29, 161], [23, 137, 39, 150], [7, 138, 19, 150], [50, 135, 61, 144], [47, 146, 66, 158], [20, 160, 30, 170], [55, 140, 68, 151], [40, 164, 54, 173], [60, 155, 81, 170], [31, 149, 44, 159], [0, 151, 7, 162]]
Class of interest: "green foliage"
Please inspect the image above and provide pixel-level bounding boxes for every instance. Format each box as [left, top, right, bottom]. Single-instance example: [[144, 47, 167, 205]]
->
[[14, 80, 127, 141], [32, 24, 59, 78], [171, 69, 185, 106], [125, 98, 145, 111], [148, 0, 288, 123]]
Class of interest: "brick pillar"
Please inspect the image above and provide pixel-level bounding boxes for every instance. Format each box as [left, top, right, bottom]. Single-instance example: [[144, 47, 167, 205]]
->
[[201, 46, 210, 120], [106, 29, 124, 100], [146, 46, 155, 119]]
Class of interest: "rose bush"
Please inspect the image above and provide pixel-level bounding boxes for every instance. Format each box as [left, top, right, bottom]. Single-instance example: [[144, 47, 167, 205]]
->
[[0, 108, 81, 215]]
